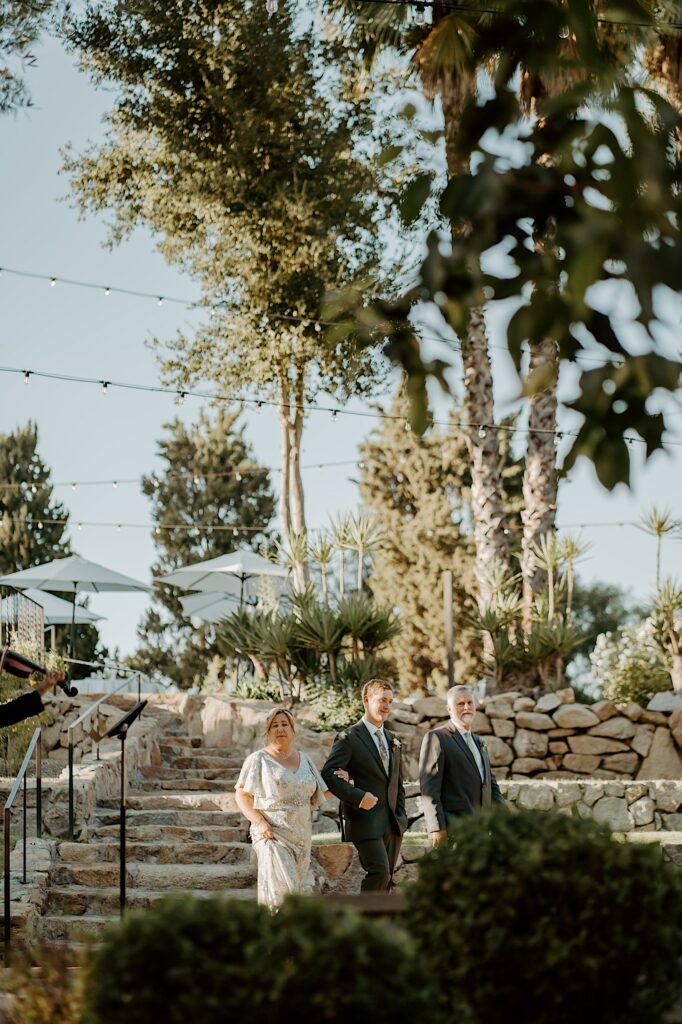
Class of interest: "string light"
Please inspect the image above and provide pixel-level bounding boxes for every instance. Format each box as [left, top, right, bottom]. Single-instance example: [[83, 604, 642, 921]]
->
[[157, 297, 164, 307], [112, 481, 118, 489], [101, 381, 109, 394], [50, 278, 56, 287], [104, 287, 111, 296], [0, 514, 275, 534], [266, 0, 278, 12], [478, 425, 487, 440], [176, 391, 186, 406], [414, 2, 427, 24], [23, 370, 30, 385]]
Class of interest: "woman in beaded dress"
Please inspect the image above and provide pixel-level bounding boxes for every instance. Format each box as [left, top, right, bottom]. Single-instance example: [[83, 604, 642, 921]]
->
[[235, 706, 343, 909]]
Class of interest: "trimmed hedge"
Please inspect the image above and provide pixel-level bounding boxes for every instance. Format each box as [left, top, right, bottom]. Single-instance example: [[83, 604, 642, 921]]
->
[[405, 809, 682, 1024]]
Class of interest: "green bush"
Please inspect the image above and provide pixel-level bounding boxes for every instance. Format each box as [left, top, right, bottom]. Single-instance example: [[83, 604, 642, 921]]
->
[[405, 809, 682, 1024], [81, 895, 428, 1024]]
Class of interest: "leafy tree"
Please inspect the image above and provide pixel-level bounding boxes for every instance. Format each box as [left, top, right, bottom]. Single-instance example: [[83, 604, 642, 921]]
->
[[0, 421, 70, 574], [64, 0, 397, 581], [358, 390, 523, 693], [131, 408, 275, 690], [0, 0, 58, 114]]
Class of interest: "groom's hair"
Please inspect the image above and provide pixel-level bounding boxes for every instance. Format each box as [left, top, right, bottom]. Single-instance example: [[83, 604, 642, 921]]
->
[[362, 679, 394, 700]]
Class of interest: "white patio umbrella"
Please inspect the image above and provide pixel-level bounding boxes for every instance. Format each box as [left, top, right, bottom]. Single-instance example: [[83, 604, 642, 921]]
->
[[179, 590, 244, 624], [0, 555, 149, 668], [161, 550, 288, 606], [1, 588, 104, 627]]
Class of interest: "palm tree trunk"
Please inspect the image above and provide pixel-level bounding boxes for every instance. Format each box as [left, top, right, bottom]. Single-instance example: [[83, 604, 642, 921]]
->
[[278, 381, 292, 540], [287, 379, 309, 589], [462, 308, 510, 607], [521, 339, 559, 620]]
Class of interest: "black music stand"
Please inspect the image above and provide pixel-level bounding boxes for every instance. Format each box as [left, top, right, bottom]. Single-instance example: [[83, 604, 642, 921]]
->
[[104, 700, 147, 915]]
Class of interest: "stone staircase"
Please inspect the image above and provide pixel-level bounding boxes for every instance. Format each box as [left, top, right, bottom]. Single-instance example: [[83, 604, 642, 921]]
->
[[37, 705, 257, 946]]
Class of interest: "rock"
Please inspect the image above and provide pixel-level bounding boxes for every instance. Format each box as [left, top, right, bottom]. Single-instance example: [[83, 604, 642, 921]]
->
[[620, 702, 643, 722], [553, 704, 600, 729], [485, 736, 514, 767], [513, 729, 549, 759], [662, 813, 682, 830], [412, 696, 448, 719], [405, 796, 423, 820], [516, 712, 554, 731], [388, 709, 421, 726], [314, 843, 355, 879], [472, 711, 492, 735], [582, 782, 604, 806], [549, 740, 569, 754], [592, 796, 633, 831], [492, 767, 509, 780], [404, 781, 420, 798], [591, 700, 619, 721], [603, 781, 625, 798], [513, 697, 536, 712], [554, 782, 583, 806], [563, 753, 600, 773], [492, 718, 515, 738], [511, 758, 548, 774], [593, 770, 621, 780], [639, 710, 669, 726], [516, 783, 554, 810], [625, 783, 648, 804], [647, 692, 682, 713], [670, 709, 682, 750], [535, 693, 563, 714], [485, 698, 516, 720], [556, 687, 576, 704], [406, 815, 426, 834], [630, 797, 655, 826], [587, 717, 636, 741], [537, 770, 580, 780], [548, 728, 575, 738], [631, 724, 655, 758], [600, 752, 639, 775], [568, 736, 629, 755], [648, 780, 682, 813], [637, 728, 682, 781]]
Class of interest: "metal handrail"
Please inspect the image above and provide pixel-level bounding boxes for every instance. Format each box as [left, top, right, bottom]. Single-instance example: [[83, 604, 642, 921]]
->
[[67, 672, 143, 840], [3, 726, 42, 961]]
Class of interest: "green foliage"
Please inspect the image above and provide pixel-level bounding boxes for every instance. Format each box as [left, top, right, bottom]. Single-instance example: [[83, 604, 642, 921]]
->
[[0, 421, 70, 575], [130, 409, 275, 689], [0, 1, 59, 114], [591, 618, 673, 705], [358, 391, 525, 692], [566, 578, 646, 687], [81, 894, 427, 1024], [406, 809, 682, 1024], [3, 939, 83, 1022], [329, 0, 682, 486]]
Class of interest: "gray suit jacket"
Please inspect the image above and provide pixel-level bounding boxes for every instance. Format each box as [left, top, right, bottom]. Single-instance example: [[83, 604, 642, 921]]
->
[[419, 721, 505, 833]]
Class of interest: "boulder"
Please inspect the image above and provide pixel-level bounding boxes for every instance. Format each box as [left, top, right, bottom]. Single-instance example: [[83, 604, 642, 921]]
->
[[492, 718, 515, 738], [485, 736, 514, 767], [513, 729, 549, 759], [670, 709, 682, 750], [600, 752, 639, 775], [549, 740, 569, 754], [591, 700, 619, 721], [516, 783, 554, 810], [472, 711, 492, 735], [535, 693, 563, 714], [552, 704, 600, 729], [412, 696, 448, 719], [648, 780, 682, 813], [556, 687, 576, 704], [647, 692, 682, 713], [511, 758, 548, 774], [625, 783, 648, 804], [485, 698, 516, 720], [620, 702, 643, 722], [388, 709, 421, 726], [631, 724, 655, 758], [548, 728, 575, 738], [629, 796, 655, 826], [636, 727, 682, 781], [662, 813, 682, 830], [587, 716, 636, 741], [405, 796, 423, 820], [639, 710, 669, 727], [554, 782, 583, 806], [516, 711, 554, 731], [563, 753, 600, 773], [513, 697, 536, 712], [568, 736, 629, 755], [592, 796, 633, 832]]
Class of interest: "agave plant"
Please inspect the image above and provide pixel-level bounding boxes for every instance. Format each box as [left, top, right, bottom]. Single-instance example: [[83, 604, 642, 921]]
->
[[295, 601, 347, 683], [337, 592, 401, 660]]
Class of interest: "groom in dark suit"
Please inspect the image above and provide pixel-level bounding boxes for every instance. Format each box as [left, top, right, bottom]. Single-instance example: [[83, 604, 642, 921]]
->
[[420, 684, 505, 847], [322, 680, 407, 891]]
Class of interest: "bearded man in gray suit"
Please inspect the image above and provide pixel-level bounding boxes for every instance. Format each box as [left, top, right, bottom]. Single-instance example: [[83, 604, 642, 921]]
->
[[419, 685, 505, 847]]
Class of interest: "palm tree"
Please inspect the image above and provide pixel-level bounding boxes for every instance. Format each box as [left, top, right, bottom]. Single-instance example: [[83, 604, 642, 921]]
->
[[309, 530, 335, 603], [640, 507, 679, 590], [345, 512, 386, 591]]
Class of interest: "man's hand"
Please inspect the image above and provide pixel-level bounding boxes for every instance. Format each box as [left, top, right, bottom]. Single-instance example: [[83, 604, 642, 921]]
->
[[431, 829, 448, 848], [359, 792, 378, 811], [35, 670, 65, 697]]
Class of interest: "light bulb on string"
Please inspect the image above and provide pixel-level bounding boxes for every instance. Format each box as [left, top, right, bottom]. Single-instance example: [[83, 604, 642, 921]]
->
[[71, 483, 76, 491], [176, 391, 186, 406], [236, 472, 242, 482], [554, 432, 563, 447], [233, 527, 239, 537], [414, 2, 427, 25], [31, 484, 37, 494], [23, 370, 30, 385], [266, 0, 278, 14], [37, 520, 43, 529], [104, 287, 111, 297], [50, 278, 56, 288], [478, 425, 487, 440], [404, 421, 411, 433], [101, 381, 109, 395], [255, 400, 263, 412], [77, 522, 83, 530], [112, 481, 118, 489], [559, 24, 570, 37], [331, 410, 337, 420], [157, 296, 163, 307]]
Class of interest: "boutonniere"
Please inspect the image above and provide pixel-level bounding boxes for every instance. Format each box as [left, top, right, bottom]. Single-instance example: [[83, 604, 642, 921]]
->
[[391, 738, 401, 750], [478, 737, 488, 752]]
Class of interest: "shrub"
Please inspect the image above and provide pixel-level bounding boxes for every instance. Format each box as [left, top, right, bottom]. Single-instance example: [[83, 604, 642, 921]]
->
[[3, 940, 83, 1023], [590, 618, 671, 706], [81, 894, 429, 1024], [405, 809, 682, 1024]]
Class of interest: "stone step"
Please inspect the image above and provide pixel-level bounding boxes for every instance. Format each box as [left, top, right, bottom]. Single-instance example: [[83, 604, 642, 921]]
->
[[133, 778, 234, 793], [98, 792, 239, 813], [161, 742, 238, 758], [139, 765, 239, 781], [165, 756, 244, 771], [46, 886, 258, 918], [159, 738, 203, 752], [92, 808, 243, 828], [88, 823, 247, 843], [57, 840, 252, 865], [51, 861, 257, 890]]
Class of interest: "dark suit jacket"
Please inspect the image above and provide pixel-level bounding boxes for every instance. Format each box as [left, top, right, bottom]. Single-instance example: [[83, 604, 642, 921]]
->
[[0, 690, 44, 729], [419, 721, 505, 833], [322, 720, 407, 842]]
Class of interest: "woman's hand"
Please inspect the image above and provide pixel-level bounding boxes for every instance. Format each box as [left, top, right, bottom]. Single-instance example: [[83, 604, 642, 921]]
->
[[255, 815, 275, 841], [334, 769, 353, 785]]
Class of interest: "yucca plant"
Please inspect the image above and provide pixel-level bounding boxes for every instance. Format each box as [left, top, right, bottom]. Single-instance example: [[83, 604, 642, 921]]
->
[[641, 507, 680, 590], [330, 513, 352, 597], [557, 534, 591, 622], [337, 591, 401, 660], [346, 511, 386, 591], [295, 602, 347, 683], [309, 530, 335, 603], [651, 580, 682, 693]]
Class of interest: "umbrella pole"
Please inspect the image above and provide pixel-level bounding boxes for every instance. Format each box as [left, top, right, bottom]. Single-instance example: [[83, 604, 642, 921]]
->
[[68, 587, 77, 684]]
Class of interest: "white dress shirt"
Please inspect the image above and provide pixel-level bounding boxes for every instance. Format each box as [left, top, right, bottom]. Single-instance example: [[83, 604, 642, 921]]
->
[[452, 720, 484, 781]]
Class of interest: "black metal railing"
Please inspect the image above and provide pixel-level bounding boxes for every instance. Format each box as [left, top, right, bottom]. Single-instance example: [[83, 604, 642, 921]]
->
[[3, 726, 42, 961]]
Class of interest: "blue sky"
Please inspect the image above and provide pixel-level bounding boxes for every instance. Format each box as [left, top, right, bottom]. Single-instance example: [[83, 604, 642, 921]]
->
[[0, 35, 680, 657]]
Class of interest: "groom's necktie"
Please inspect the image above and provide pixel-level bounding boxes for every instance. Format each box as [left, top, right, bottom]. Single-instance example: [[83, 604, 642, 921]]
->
[[376, 730, 390, 773], [465, 730, 484, 781]]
